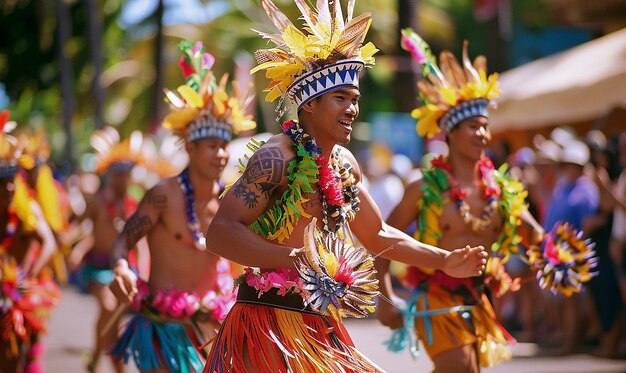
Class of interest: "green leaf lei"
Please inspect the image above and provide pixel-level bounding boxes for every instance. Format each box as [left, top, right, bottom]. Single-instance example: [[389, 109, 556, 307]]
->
[[417, 161, 527, 260], [249, 142, 319, 242]]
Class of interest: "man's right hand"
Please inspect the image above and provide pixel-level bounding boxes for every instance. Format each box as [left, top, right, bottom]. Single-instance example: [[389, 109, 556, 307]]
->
[[377, 295, 405, 330], [443, 245, 487, 278], [110, 259, 138, 304]]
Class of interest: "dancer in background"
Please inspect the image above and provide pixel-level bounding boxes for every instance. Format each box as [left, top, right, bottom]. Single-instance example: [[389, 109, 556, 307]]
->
[[68, 126, 144, 373], [376, 29, 596, 372], [109, 41, 253, 373], [0, 111, 59, 373]]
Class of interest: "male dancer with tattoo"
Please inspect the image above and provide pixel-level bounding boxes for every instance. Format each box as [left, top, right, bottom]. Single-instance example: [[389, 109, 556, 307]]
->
[[198, 2, 487, 372], [69, 126, 143, 373], [109, 41, 255, 373]]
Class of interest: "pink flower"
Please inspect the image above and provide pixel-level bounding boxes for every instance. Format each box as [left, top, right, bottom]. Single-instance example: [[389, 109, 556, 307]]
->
[[191, 41, 204, 54], [266, 272, 287, 288], [131, 280, 150, 310], [217, 274, 234, 294], [202, 53, 215, 70], [401, 34, 428, 64], [316, 159, 345, 206], [168, 292, 187, 318], [246, 272, 272, 295], [478, 157, 501, 198], [152, 291, 172, 314], [216, 258, 230, 274], [184, 293, 200, 316]]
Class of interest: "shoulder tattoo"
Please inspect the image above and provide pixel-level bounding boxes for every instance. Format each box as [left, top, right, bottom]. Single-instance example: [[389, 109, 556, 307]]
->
[[233, 146, 289, 207]]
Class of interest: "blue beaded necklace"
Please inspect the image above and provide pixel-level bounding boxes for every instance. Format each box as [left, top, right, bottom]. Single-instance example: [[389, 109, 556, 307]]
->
[[177, 168, 206, 249]]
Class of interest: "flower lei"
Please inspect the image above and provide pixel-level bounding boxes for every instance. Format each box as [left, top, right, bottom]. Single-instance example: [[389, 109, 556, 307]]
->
[[247, 120, 359, 242], [234, 267, 304, 297], [130, 258, 235, 321], [405, 156, 526, 293], [435, 157, 500, 232], [426, 156, 526, 259], [177, 168, 206, 249], [281, 120, 360, 233]]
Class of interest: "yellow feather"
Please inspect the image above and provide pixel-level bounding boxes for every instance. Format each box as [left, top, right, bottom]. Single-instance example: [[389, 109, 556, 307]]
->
[[162, 108, 200, 130], [176, 85, 204, 108]]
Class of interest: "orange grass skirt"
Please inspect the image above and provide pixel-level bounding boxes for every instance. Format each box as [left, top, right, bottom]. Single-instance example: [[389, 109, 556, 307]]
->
[[415, 285, 514, 368]]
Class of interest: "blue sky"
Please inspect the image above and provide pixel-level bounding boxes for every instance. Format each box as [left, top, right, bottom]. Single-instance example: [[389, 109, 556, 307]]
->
[[119, 0, 231, 28]]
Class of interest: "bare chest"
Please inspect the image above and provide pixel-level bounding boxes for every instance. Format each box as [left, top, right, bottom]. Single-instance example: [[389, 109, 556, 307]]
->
[[436, 190, 503, 240], [161, 194, 220, 245]]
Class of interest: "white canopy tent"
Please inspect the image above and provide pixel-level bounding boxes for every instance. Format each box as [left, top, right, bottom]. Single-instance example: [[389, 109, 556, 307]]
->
[[491, 27, 626, 132]]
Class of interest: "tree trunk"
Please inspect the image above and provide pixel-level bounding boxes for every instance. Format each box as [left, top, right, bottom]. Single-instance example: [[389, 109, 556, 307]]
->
[[56, 0, 75, 175], [150, 0, 165, 133], [86, 0, 105, 130], [394, 0, 419, 113]]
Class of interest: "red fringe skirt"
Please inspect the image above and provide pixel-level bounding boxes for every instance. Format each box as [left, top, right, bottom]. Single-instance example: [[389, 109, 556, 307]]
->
[[203, 284, 383, 373]]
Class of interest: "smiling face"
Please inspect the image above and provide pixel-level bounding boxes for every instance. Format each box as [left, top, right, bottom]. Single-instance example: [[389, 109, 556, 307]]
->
[[447, 116, 491, 162], [302, 86, 360, 146], [185, 137, 230, 181]]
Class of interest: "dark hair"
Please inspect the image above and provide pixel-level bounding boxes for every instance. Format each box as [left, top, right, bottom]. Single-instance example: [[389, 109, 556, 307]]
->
[[600, 134, 622, 180]]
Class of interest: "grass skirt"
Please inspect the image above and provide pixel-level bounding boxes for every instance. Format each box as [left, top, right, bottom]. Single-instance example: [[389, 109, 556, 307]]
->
[[111, 313, 204, 372], [203, 284, 384, 373]]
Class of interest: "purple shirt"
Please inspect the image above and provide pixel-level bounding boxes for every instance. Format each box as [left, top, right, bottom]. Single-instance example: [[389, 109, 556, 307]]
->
[[543, 175, 599, 231]]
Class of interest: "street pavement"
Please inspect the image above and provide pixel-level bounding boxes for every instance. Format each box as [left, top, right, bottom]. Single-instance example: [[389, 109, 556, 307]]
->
[[45, 287, 626, 372]]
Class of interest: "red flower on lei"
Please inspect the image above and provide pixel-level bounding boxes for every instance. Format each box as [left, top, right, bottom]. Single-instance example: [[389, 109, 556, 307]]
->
[[316, 156, 345, 206], [430, 155, 452, 172], [431, 156, 501, 201], [477, 157, 500, 198]]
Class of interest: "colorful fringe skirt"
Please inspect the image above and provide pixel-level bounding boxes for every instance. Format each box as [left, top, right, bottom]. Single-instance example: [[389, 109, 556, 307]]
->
[[111, 313, 207, 373], [0, 270, 61, 358], [414, 284, 514, 368], [204, 283, 383, 373]]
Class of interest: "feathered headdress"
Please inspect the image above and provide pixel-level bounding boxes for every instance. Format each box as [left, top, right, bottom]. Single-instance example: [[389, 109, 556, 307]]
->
[[251, 0, 379, 113], [17, 127, 51, 165], [0, 110, 34, 179], [163, 41, 256, 142], [142, 134, 188, 179], [401, 28, 501, 138], [90, 126, 144, 175]]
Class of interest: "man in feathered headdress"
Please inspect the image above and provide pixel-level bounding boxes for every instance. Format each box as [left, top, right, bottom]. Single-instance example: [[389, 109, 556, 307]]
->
[[199, 2, 487, 372], [66, 125, 144, 373], [0, 111, 59, 373], [108, 41, 254, 372], [375, 30, 595, 371]]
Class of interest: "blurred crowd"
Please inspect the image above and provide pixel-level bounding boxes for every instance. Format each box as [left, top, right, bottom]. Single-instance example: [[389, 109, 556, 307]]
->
[[363, 127, 626, 358]]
